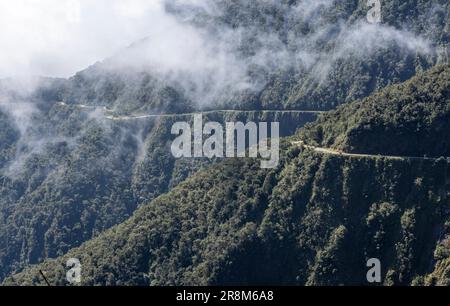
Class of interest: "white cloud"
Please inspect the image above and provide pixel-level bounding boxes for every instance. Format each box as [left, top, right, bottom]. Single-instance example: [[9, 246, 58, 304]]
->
[[0, 0, 165, 78], [0, 0, 434, 87]]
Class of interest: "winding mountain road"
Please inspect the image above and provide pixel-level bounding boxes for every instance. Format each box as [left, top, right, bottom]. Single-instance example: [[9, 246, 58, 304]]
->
[[291, 141, 446, 162], [58, 102, 446, 162], [56, 102, 325, 121]]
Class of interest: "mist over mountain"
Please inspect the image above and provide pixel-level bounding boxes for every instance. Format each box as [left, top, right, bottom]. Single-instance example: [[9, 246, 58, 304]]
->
[[35, 0, 449, 113], [0, 0, 449, 286]]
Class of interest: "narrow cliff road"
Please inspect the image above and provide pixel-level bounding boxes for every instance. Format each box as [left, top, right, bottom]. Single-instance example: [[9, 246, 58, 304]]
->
[[57, 102, 325, 120], [291, 141, 446, 161]]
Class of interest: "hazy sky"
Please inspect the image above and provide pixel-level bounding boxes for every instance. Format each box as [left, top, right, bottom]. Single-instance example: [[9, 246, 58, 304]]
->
[[0, 0, 166, 78], [0, 0, 433, 82]]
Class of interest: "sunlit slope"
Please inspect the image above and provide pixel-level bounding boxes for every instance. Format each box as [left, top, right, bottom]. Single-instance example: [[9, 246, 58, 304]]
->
[[299, 64, 450, 157]]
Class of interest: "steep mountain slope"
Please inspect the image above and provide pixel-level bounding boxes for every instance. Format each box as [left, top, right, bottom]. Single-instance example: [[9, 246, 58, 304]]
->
[[1, 0, 449, 285], [6, 64, 450, 286], [299, 64, 450, 157], [0, 95, 315, 281]]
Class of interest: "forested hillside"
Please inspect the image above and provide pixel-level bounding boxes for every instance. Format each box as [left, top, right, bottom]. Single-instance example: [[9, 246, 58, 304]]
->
[[5, 64, 449, 286], [1, 0, 449, 285], [0, 99, 313, 282]]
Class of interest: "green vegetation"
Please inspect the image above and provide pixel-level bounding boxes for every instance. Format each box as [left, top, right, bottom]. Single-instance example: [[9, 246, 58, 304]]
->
[[0, 103, 313, 281], [44, 0, 449, 113], [1, 0, 449, 285], [5, 64, 450, 286]]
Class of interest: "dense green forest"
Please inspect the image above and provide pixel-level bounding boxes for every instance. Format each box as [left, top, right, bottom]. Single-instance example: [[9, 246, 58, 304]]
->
[[0, 101, 313, 281], [0, 0, 449, 285], [299, 64, 450, 157], [4, 64, 449, 286]]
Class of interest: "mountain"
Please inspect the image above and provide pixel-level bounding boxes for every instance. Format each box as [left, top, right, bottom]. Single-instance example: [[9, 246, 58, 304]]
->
[[44, 0, 449, 113], [0, 0, 449, 285], [5, 64, 450, 286], [0, 100, 314, 281], [299, 63, 450, 157]]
